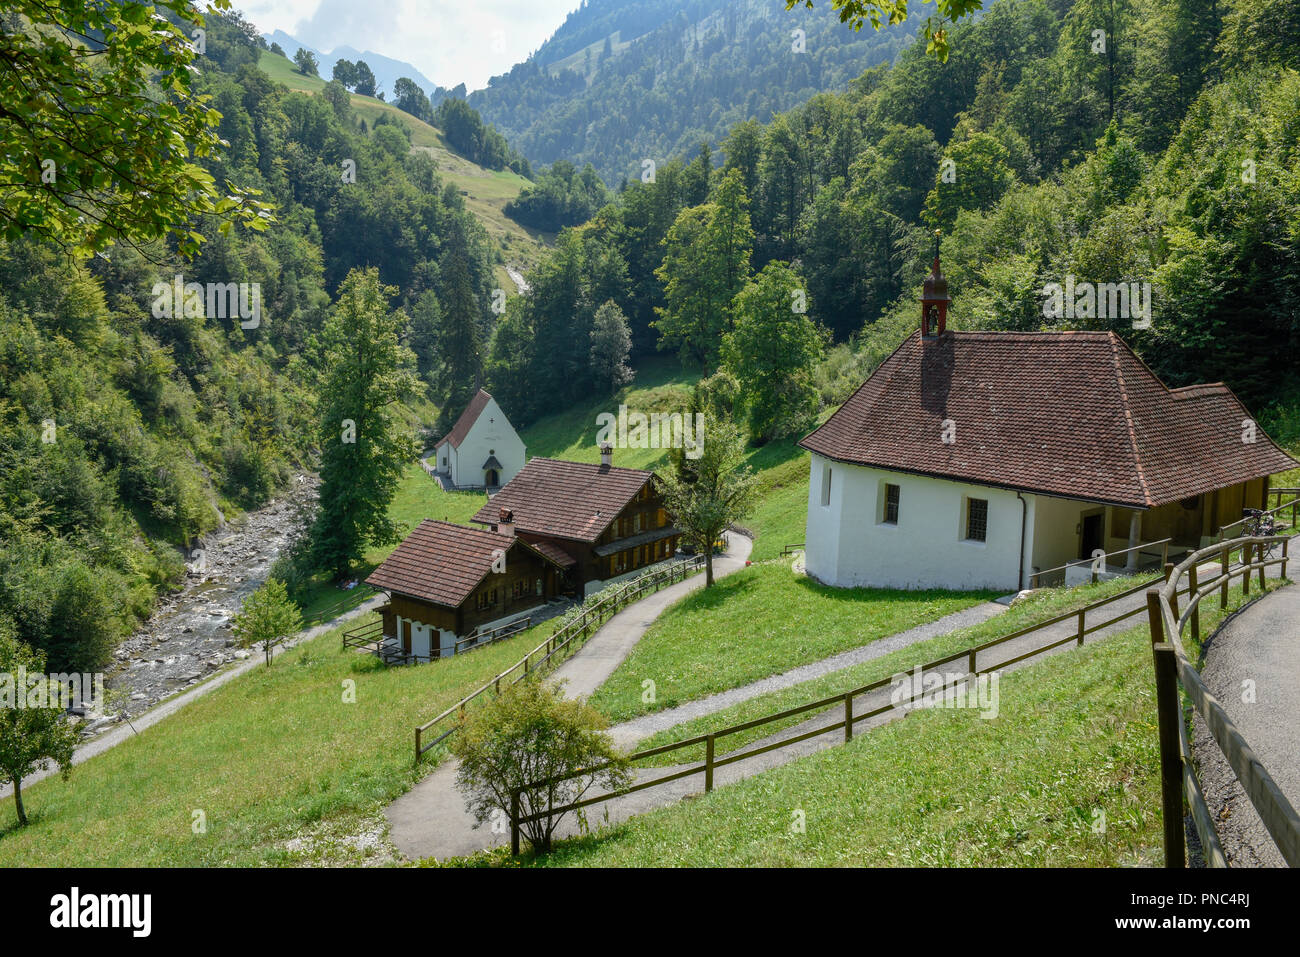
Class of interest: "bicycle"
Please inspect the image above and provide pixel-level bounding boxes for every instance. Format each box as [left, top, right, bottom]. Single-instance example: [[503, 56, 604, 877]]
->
[[1241, 508, 1282, 561]]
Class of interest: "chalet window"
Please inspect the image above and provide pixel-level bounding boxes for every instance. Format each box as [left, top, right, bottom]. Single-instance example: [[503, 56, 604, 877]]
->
[[657, 507, 667, 527], [884, 484, 900, 524], [820, 466, 832, 507], [634, 512, 642, 533], [965, 498, 988, 542], [512, 579, 525, 599], [535, 578, 543, 596], [476, 589, 497, 611]]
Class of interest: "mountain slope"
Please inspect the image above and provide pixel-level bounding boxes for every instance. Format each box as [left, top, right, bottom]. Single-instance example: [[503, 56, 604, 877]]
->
[[262, 29, 440, 99], [257, 49, 550, 283], [467, 0, 918, 184]]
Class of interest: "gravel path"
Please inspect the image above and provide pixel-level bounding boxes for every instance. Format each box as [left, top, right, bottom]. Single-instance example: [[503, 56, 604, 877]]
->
[[387, 547, 1295, 861], [608, 598, 1007, 748], [383, 535, 754, 861]]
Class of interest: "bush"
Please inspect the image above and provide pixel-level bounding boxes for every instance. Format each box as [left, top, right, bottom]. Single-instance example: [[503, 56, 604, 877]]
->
[[451, 679, 629, 854]]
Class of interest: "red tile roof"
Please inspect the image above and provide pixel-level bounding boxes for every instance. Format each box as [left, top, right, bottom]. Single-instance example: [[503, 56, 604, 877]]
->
[[799, 331, 1297, 508], [435, 389, 492, 450], [471, 457, 653, 542], [365, 520, 563, 608], [526, 538, 578, 568]]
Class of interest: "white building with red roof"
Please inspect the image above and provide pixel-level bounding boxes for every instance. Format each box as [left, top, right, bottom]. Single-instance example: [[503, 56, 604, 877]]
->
[[432, 389, 525, 490], [799, 254, 1296, 592]]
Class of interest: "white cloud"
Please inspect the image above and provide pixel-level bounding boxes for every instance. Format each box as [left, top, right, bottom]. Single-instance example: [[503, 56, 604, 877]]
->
[[238, 0, 580, 91]]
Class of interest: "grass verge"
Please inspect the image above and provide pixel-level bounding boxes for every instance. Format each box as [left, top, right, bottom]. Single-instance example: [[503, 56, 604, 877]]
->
[[0, 616, 549, 866], [587, 562, 1000, 723]]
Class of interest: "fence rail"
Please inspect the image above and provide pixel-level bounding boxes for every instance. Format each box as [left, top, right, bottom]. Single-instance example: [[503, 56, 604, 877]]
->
[[305, 585, 378, 627], [1148, 533, 1299, 868], [413, 555, 705, 762], [780, 543, 805, 557], [505, 565, 1197, 854], [1030, 538, 1171, 589], [454, 616, 533, 655], [1216, 493, 1299, 540]]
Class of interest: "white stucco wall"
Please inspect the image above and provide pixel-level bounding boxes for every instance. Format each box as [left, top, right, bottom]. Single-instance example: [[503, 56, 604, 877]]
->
[[804, 454, 1034, 592], [443, 395, 525, 488]]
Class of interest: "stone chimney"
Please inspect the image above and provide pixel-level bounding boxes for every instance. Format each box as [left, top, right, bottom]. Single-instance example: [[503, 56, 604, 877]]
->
[[498, 507, 514, 537], [921, 228, 949, 339], [600, 443, 613, 467]]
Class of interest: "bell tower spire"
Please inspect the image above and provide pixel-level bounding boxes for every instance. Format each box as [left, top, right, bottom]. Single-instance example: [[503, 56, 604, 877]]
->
[[921, 229, 949, 338]]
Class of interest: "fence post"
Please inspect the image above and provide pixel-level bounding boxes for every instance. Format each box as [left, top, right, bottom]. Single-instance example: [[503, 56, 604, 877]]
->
[[705, 734, 715, 793], [1161, 539, 1169, 569], [1220, 546, 1229, 610], [967, 647, 977, 674], [1283, 538, 1289, 580], [1188, 564, 1199, 645], [1242, 543, 1251, 596], [1146, 588, 1186, 869], [844, 694, 853, 743], [1165, 563, 1179, 621], [1258, 541, 1266, 590], [415, 728, 421, 765], [510, 789, 521, 856]]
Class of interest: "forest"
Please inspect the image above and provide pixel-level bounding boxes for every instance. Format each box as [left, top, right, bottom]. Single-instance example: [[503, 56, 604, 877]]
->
[[0, 5, 500, 671], [1, 0, 1298, 679]]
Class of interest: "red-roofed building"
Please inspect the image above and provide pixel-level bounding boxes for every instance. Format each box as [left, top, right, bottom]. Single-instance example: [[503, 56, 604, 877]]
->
[[799, 252, 1297, 592], [472, 448, 683, 596], [432, 389, 525, 489], [364, 519, 566, 659]]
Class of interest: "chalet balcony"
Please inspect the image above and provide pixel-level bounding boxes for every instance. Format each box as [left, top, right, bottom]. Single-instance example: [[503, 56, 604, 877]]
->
[[593, 525, 682, 558]]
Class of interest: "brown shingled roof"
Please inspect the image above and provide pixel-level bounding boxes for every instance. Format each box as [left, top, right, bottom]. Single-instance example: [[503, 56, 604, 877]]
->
[[365, 520, 563, 608], [471, 457, 653, 542], [798, 330, 1297, 509], [435, 389, 492, 450]]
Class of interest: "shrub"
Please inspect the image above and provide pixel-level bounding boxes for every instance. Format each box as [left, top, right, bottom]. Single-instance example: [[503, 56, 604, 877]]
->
[[451, 679, 629, 854]]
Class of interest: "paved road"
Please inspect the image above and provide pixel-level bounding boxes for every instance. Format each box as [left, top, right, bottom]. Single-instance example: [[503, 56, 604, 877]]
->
[[1194, 580, 1300, 868]]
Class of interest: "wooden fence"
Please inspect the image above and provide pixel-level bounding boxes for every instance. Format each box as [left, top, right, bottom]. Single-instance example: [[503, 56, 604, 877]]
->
[[413, 555, 705, 762], [1148, 534, 1299, 867], [1217, 490, 1299, 540], [1029, 538, 1171, 589], [506, 567, 1196, 854], [453, 616, 534, 655], [304, 585, 378, 627]]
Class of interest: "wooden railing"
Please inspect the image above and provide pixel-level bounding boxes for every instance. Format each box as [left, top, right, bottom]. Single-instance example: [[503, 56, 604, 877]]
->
[[413, 555, 705, 762], [305, 585, 378, 627], [1029, 538, 1171, 589], [1216, 492, 1299, 540], [454, 616, 533, 655], [341, 619, 383, 652], [1147, 534, 1299, 867], [505, 568, 1194, 854], [780, 543, 805, 557]]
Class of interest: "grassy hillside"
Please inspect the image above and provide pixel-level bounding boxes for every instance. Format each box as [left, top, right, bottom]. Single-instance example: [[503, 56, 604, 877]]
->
[[587, 563, 998, 722], [521, 574, 1286, 867], [534, 625, 1166, 867], [257, 50, 549, 287], [0, 615, 552, 866]]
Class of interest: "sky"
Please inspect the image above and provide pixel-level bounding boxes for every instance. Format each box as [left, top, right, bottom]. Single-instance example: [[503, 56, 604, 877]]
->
[[235, 0, 582, 91]]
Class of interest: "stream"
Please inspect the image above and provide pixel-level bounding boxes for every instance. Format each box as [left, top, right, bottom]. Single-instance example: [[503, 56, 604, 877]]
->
[[95, 475, 319, 729]]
